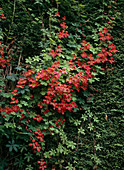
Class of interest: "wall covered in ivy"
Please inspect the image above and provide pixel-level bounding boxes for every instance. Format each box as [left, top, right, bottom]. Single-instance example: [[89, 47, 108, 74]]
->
[[0, 0, 123, 169]]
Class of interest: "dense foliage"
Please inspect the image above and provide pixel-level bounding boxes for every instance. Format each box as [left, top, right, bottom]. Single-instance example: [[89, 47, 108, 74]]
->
[[0, 0, 123, 169]]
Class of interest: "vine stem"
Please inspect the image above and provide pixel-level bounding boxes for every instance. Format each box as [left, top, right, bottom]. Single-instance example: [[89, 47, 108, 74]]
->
[[72, 121, 84, 154], [22, 3, 33, 21], [103, 0, 104, 11], [93, 127, 96, 155], [8, 0, 16, 38]]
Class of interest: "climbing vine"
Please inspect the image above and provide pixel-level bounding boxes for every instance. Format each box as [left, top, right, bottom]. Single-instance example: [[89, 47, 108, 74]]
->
[[0, 0, 123, 169]]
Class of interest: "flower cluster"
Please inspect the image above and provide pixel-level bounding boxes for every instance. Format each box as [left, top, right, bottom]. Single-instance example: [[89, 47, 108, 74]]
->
[[0, 10, 11, 68], [60, 22, 67, 29], [48, 45, 64, 57], [10, 97, 19, 104], [37, 159, 46, 170], [35, 62, 77, 115], [0, 41, 10, 67], [29, 139, 41, 152], [80, 40, 90, 51], [97, 28, 118, 64], [56, 30, 69, 39], [1, 105, 23, 117], [55, 13, 69, 39], [33, 129, 44, 142], [33, 114, 43, 123], [54, 117, 65, 128], [15, 69, 40, 89], [0, 8, 6, 19], [98, 28, 113, 41]]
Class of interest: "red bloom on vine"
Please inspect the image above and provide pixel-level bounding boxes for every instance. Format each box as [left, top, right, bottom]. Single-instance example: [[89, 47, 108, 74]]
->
[[51, 60, 61, 68], [105, 34, 112, 41], [19, 114, 25, 120], [107, 50, 112, 56], [0, 13, 6, 19], [16, 84, 25, 88], [24, 69, 35, 77], [48, 49, 59, 57], [98, 32, 104, 37], [37, 102, 43, 108], [64, 31, 69, 38], [71, 54, 77, 60], [34, 114, 43, 122], [28, 77, 40, 88], [109, 57, 115, 64], [29, 140, 41, 152], [87, 60, 94, 65], [56, 45, 63, 53], [56, 12, 60, 17], [99, 36, 106, 41], [56, 30, 69, 39], [80, 40, 90, 51], [81, 52, 87, 58], [17, 78, 27, 84], [94, 57, 101, 63], [11, 89, 19, 96], [80, 40, 87, 46], [10, 98, 19, 104], [87, 54, 94, 60], [102, 28, 108, 34], [37, 159, 46, 169], [60, 22, 67, 29], [108, 43, 118, 53], [62, 16, 66, 20]]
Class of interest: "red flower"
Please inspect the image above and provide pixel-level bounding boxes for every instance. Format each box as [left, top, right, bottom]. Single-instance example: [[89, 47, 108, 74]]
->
[[56, 30, 69, 39], [17, 78, 27, 85], [10, 98, 19, 104], [80, 40, 90, 51], [37, 159, 46, 169], [29, 140, 41, 152], [87, 60, 94, 65], [19, 114, 25, 120], [102, 28, 108, 34], [60, 22, 67, 29], [71, 54, 77, 60], [64, 31, 69, 38], [105, 34, 112, 41], [56, 12, 60, 17], [62, 16, 66, 20], [56, 45, 63, 53], [81, 52, 87, 58], [24, 69, 35, 77], [101, 68, 105, 71], [34, 114, 43, 122], [0, 14, 6, 19], [48, 49, 59, 57], [87, 54, 94, 60], [28, 81, 40, 88], [109, 57, 115, 64], [16, 84, 25, 88], [11, 89, 19, 96]]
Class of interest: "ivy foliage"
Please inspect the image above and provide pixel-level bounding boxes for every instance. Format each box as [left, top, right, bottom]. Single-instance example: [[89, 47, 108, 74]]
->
[[90, 1, 124, 169]]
